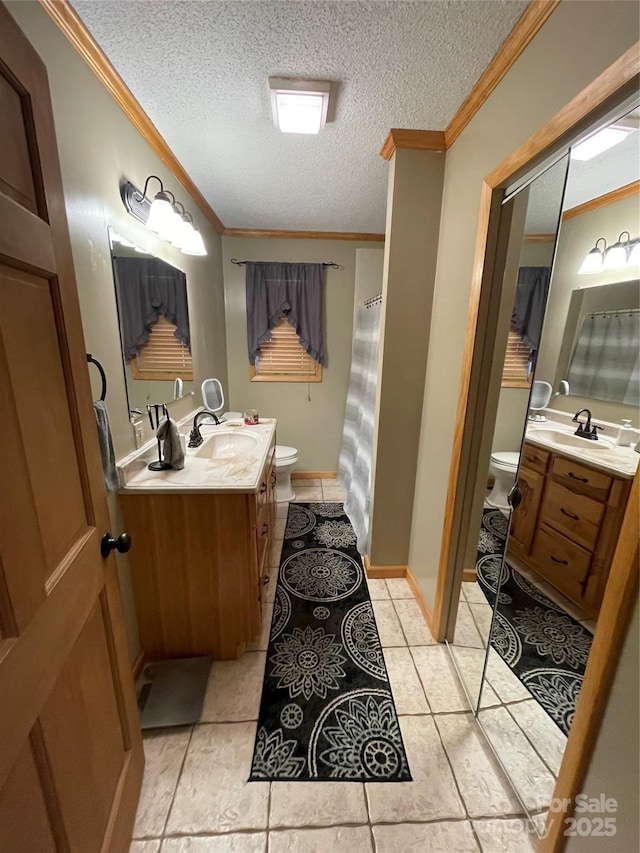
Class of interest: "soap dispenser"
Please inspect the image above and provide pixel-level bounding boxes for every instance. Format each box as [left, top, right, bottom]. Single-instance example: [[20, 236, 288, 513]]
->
[[615, 419, 634, 447]]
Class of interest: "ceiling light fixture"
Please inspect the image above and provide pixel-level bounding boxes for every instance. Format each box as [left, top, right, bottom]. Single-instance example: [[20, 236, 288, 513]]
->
[[578, 237, 607, 274], [122, 176, 207, 256], [269, 77, 331, 134], [570, 126, 631, 161]]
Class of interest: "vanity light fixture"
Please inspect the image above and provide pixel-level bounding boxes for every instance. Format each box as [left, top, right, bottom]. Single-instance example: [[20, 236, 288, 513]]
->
[[269, 78, 331, 134], [577, 237, 607, 274], [122, 176, 207, 257], [602, 231, 631, 270]]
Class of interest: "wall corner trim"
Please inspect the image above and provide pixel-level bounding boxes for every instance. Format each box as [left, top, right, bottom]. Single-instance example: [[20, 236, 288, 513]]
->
[[444, 0, 561, 148], [380, 129, 446, 161], [38, 0, 226, 235]]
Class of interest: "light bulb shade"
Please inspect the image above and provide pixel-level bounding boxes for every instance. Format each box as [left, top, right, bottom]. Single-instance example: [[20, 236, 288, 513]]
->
[[146, 192, 176, 234], [181, 226, 206, 256], [627, 242, 640, 269], [578, 246, 604, 274], [172, 216, 194, 250], [603, 233, 630, 271]]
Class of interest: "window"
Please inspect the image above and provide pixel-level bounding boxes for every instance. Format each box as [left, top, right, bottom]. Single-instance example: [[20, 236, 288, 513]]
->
[[501, 330, 532, 388], [130, 315, 193, 380], [249, 318, 322, 382]]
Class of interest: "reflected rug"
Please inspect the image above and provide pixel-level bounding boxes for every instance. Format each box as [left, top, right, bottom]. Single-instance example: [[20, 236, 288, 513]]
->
[[249, 502, 411, 782], [476, 508, 593, 736]]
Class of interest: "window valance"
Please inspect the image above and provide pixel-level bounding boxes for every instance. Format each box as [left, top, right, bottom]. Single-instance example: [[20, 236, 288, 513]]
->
[[113, 257, 190, 359], [245, 262, 325, 366]]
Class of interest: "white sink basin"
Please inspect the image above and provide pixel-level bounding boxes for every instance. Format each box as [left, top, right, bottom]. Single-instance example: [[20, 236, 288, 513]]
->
[[193, 430, 260, 460], [528, 428, 614, 451]]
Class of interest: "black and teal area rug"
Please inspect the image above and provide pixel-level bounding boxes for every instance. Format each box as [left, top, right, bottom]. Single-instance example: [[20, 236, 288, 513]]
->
[[476, 508, 593, 736], [249, 502, 411, 782]]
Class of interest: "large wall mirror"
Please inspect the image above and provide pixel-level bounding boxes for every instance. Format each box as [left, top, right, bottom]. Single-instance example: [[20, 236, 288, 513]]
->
[[109, 228, 195, 416], [448, 100, 639, 830]]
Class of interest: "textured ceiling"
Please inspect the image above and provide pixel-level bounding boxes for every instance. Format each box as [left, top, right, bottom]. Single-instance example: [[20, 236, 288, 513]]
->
[[72, 0, 528, 233]]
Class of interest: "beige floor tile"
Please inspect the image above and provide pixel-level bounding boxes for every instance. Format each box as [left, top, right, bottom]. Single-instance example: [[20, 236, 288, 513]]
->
[[484, 650, 533, 704], [393, 599, 436, 646], [292, 487, 324, 501], [248, 602, 274, 652], [384, 578, 414, 599], [531, 811, 548, 837], [476, 706, 556, 812], [269, 825, 373, 852], [468, 602, 494, 644], [161, 835, 266, 852], [201, 652, 266, 722], [373, 820, 479, 852], [462, 581, 491, 605], [507, 700, 567, 776], [269, 538, 284, 567], [383, 647, 430, 714], [366, 715, 465, 823], [321, 484, 347, 500], [434, 713, 521, 817], [371, 600, 406, 647], [262, 569, 278, 602], [132, 727, 191, 838], [130, 842, 161, 853], [448, 646, 500, 709], [166, 722, 269, 834], [410, 646, 470, 713], [276, 502, 289, 518], [453, 602, 485, 648], [473, 817, 538, 852], [269, 781, 368, 828], [291, 478, 321, 489], [273, 517, 287, 539], [364, 578, 390, 599]]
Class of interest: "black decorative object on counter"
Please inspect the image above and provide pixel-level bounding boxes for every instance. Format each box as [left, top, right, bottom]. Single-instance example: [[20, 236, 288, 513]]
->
[[250, 502, 411, 782]]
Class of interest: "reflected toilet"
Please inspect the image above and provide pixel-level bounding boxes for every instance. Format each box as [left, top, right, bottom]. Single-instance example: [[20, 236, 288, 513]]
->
[[486, 451, 520, 510]]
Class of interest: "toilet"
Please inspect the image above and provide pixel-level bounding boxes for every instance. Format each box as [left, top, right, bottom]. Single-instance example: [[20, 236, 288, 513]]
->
[[486, 451, 520, 510], [274, 445, 298, 502]]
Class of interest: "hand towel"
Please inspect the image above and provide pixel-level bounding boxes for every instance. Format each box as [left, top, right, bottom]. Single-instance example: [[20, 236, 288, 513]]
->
[[157, 416, 185, 470], [93, 400, 119, 494]]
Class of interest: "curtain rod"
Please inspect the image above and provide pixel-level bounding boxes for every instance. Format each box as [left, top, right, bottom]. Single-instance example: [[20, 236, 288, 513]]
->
[[230, 258, 341, 269], [587, 308, 639, 318]]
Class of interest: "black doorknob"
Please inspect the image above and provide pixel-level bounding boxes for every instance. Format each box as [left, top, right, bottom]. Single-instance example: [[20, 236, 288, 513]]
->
[[101, 532, 132, 559], [507, 484, 522, 510]]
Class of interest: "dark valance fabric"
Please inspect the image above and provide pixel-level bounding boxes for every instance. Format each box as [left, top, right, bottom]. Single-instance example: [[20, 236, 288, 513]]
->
[[511, 266, 551, 351], [245, 262, 325, 365], [113, 257, 190, 359]]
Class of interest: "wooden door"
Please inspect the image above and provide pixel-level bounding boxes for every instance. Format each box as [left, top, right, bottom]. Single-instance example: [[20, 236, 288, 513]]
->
[[0, 6, 143, 851]]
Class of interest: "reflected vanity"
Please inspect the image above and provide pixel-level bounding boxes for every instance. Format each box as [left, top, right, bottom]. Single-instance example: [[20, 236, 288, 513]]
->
[[448, 103, 640, 828]]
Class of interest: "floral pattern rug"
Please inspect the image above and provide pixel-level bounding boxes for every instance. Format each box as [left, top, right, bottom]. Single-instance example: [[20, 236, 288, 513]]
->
[[477, 508, 593, 736], [249, 503, 411, 782]]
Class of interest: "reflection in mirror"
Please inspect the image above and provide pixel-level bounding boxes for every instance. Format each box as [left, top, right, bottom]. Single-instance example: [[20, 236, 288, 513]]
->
[[451, 103, 639, 829], [109, 229, 195, 415]]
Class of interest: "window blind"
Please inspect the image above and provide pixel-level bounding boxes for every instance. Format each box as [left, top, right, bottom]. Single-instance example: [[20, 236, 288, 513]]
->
[[131, 315, 193, 380], [502, 330, 532, 388], [253, 318, 321, 381]]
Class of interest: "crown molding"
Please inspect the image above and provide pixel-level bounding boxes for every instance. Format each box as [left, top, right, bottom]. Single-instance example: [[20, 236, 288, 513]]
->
[[380, 129, 446, 161], [222, 228, 385, 242], [562, 180, 640, 222], [444, 0, 561, 147], [39, 0, 225, 235]]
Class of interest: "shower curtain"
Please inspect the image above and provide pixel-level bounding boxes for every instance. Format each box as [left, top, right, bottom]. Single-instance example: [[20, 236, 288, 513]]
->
[[337, 301, 381, 554]]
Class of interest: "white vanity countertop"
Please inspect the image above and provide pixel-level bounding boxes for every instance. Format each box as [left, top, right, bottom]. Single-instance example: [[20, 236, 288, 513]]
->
[[117, 413, 276, 494], [525, 417, 638, 479]]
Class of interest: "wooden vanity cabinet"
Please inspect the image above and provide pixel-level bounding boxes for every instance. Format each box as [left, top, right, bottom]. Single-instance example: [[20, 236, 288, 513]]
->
[[509, 442, 632, 618], [120, 437, 276, 661]]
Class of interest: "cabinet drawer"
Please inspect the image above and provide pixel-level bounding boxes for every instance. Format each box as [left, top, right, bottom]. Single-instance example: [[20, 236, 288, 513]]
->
[[539, 480, 605, 551], [522, 442, 550, 474], [551, 456, 611, 502], [531, 523, 592, 601]]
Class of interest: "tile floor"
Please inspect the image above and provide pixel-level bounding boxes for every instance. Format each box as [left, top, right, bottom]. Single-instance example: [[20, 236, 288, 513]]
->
[[131, 481, 543, 852]]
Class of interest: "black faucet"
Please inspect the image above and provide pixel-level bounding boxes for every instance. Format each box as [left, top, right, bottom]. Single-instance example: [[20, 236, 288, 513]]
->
[[572, 408, 604, 441], [188, 409, 220, 448]]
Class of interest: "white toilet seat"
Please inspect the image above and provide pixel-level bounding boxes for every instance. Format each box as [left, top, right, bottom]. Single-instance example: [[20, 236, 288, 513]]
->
[[490, 451, 520, 472], [275, 445, 298, 464]]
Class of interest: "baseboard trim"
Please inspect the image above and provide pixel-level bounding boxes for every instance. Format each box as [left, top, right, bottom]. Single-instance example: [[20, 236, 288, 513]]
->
[[406, 568, 435, 638], [462, 568, 478, 583], [292, 471, 337, 479], [131, 650, 145, 681], [363, 555, 407, 579]]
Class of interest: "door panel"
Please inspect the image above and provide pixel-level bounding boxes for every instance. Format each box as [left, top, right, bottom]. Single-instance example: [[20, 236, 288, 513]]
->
[[0, 5, 143, 850]]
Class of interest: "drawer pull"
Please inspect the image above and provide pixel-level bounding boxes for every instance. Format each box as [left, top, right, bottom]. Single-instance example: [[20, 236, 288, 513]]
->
[[550, 555, 569, 565], [271, 471, 276, 486], [560, 507, 580, 521], [262, 574, 270, 585], [567, 471, 588, 484], [261, 522, 269, 536], [260, 482, 267, 494]]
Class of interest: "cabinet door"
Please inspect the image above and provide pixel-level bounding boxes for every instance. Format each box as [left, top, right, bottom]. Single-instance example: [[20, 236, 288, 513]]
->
[[509, 466, 545, 555]]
